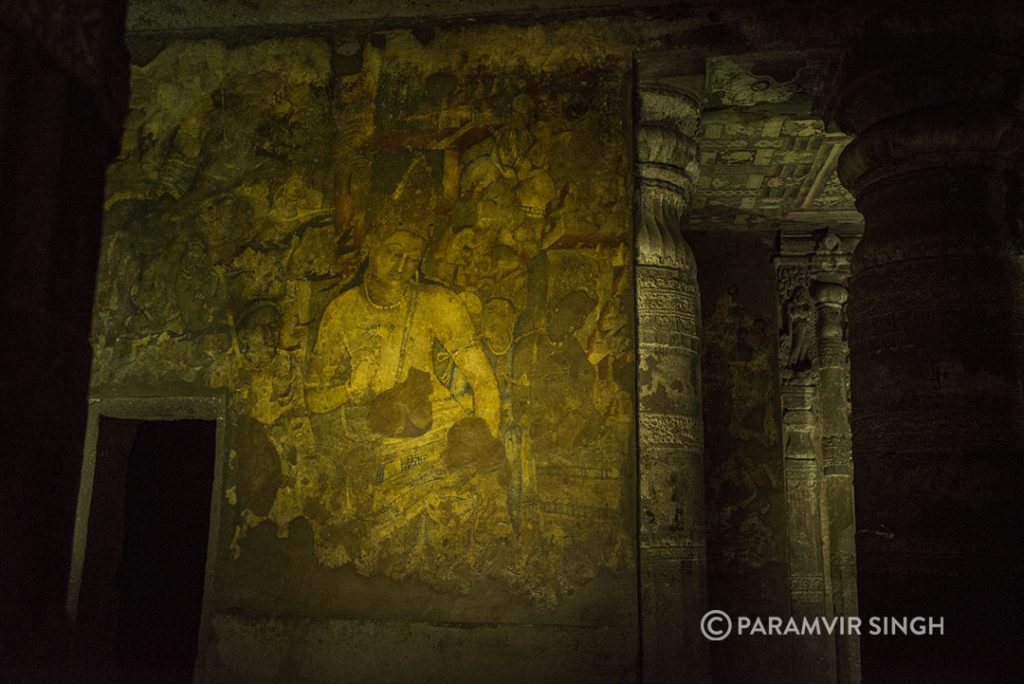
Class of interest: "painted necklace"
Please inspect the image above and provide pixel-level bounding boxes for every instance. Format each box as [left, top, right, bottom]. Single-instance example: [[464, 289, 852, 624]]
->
[[362, 280, 407, 311]]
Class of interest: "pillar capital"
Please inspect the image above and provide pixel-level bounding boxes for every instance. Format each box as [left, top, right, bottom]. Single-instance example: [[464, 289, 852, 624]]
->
[[837, 108, 1024, 197], [637, 82, 702, 138], [812, 282, 848, 307], [831, 3, 1023, 136], [635, 83, 701, 270], [831, 3, 1024, 197]]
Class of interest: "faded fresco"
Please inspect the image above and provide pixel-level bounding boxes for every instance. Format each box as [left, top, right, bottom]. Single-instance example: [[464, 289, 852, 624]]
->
[[702, 285, 782, 575], [92, 31, 633, 606]]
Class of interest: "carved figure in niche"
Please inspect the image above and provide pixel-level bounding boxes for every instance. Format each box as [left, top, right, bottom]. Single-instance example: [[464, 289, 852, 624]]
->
[[785, 287, 815, 368], [303, 212, 511, 587]]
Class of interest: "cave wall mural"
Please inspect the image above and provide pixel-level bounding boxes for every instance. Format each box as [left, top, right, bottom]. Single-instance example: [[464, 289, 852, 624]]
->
[[91, 24, 636, 638]]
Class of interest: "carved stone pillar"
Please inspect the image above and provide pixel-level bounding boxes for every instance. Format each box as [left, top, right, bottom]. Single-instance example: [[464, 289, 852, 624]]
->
[[774, 246, 826, 682], [776, 230, 861, 683], [812, 281, 860, 684], [635, 83, 709, 683], [832, 4, 1024, 678]]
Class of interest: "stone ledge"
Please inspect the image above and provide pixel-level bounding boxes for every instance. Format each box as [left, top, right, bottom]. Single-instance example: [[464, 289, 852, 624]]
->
[[201, 612, 639, 683], [127, 0, 679, 33]]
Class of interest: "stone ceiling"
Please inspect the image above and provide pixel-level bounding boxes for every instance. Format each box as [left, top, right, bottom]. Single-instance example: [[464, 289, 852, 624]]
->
[[689, 49, 860, 231]]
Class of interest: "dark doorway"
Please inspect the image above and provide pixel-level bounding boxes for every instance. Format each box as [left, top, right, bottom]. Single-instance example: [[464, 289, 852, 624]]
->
[[75, 418, 216, 683]]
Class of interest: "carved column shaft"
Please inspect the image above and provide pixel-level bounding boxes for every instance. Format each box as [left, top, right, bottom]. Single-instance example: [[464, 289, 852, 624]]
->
[[833, 4, 1024, 678], [775, 259, 834, 683], [813, 281, 860, 684], [635, 83, 709, 683], [776, 230, 862, 683]]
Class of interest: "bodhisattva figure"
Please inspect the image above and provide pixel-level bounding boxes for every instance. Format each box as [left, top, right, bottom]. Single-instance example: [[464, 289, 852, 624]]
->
[[303, 215, 512, 589]]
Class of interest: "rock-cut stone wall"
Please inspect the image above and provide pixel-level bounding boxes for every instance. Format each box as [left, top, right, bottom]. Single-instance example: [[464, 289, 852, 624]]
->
[[91, 21, 640, 682]]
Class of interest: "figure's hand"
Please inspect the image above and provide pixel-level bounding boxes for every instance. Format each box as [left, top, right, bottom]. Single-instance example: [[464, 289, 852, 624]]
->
[[442, 416, 511, 488], [479, 404, 501, 438], [453, 345, 501, 437], [305, 383, 350, 414]]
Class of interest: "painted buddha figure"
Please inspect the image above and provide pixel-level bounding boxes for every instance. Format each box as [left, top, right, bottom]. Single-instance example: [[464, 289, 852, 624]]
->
[[303, 212, 511, 587], [305, 219, 500, 434]]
